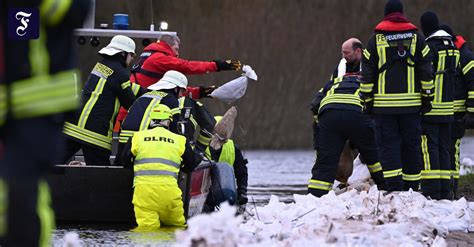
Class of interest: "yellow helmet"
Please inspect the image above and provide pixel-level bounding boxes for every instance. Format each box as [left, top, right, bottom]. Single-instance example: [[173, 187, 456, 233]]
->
[[149, 104, 173, 121]]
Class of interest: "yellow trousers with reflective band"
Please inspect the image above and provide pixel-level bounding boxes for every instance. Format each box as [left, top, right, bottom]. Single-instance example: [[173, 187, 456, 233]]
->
[[132, 183, 185, 229]]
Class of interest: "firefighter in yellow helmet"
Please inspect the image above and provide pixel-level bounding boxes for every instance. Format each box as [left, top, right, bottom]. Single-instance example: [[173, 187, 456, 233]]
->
[[120, 104, 201, 229]]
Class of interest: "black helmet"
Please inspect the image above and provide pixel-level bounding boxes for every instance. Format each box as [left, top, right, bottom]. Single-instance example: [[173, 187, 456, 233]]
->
[[420, 11, 440, 37], [384, 0, 403, 16]]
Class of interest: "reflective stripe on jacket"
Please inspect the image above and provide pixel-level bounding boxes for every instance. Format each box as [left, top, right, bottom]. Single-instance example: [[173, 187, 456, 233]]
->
[[131, 127, 186, 185], [362, 30, 434, 114], [63, 58, 138, 150], [423, 32, 460, 122], [206, 139, 236, 166], [311, 76, 364, 117], [120, 91, 180, 144], [0, 27, 80, 126]]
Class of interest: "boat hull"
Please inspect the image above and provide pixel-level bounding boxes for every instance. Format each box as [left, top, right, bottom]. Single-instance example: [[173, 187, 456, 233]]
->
[[49, 163, 214, 224]]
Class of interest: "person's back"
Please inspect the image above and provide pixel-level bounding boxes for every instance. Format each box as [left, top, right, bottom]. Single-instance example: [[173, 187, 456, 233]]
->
[[68, 56, 135, 145], [360, 0, 434, 192], [419, 12, 460, 200], [115, 70, 187, 165], [308, 75, 385, 197], [362, 24, 433, 114], [178, 97, 216, 151], [121, 104, 201, 229], [132, 127, 186, 184], [116, 90, 180, 164], [421, 13, 459, 124], [61, 35, 140, 165]]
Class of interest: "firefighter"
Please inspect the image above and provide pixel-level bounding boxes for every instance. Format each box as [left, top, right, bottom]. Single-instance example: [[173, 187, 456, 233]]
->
[[120, 104, 201, 229], [438, 24, 474, 198], [361, 0, 434, 192], [115, 34, 242, 129], [115, 70, 187, 165], [0, 0, 90, 246], [178, 97, 217, 152], [330, 38, 363, 80], [418, 11, 460, 200], [203, 116, 248, 213], [61, 35, 145, 166], [308, 73, 386, 197]]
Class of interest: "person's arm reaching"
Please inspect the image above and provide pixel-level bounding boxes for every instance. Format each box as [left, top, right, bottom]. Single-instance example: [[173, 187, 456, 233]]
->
[[181, 141, 202, 173]]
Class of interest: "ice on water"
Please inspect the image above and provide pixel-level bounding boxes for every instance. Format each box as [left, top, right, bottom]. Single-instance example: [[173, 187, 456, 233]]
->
[[175, 157, 474, 247], [176, 188, 473, 246]]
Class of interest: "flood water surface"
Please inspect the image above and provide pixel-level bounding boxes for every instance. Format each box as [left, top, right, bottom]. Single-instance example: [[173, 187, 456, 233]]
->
[[52, 137, 474, 245]]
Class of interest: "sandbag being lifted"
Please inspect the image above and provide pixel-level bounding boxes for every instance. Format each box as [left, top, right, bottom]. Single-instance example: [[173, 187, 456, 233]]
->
[[210, 65, 258, 104]]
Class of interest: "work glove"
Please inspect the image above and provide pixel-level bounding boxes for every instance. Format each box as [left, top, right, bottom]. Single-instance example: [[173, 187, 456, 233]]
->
[[199, 85, 218, 98], [420, 96, 433, 114], [214, 60, 242, 71], [460, 112, 474, 129]]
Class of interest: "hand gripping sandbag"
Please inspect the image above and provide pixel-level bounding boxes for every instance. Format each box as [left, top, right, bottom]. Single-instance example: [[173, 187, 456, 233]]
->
[[210, 65, 258, 104]]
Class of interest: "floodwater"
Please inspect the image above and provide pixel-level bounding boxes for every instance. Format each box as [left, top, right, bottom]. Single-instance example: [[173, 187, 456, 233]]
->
[[51, 137, 474, 246]]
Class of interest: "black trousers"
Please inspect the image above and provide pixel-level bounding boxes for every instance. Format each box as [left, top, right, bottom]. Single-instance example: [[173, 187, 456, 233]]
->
[[450, 115, 465, 198], [60, 136, 111, 166], [374, 113, 422, 191], [0, 116, 63, 247], [309, 110, 382, 197], [420, 121, 452, 200]]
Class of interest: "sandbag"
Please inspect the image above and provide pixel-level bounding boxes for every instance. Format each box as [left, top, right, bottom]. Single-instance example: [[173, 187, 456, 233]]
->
[[210, 162, 237, 206], [210, 106, 237, 150], [210, 65, 257, 104]]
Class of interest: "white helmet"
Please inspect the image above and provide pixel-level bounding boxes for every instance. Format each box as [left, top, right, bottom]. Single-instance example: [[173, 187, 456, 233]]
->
[[98, 35, 136, 56], [148, 70, 188, 90]]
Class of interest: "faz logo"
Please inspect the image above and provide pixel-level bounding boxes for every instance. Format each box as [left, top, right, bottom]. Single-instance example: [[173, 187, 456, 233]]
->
[[8, 8, 39, 40]]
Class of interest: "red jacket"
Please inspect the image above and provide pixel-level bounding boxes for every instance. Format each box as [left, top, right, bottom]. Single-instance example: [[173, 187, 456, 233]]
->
[[131, 41, 218, 87], [116, 41, 219, 126]]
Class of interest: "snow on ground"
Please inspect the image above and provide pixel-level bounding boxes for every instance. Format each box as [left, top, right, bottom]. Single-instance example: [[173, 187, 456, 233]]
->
[[176, 187, 474, 247], [461, 157, 474, 175]]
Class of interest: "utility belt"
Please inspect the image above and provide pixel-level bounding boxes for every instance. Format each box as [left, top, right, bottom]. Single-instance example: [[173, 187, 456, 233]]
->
[[0, 70, 79, 126]]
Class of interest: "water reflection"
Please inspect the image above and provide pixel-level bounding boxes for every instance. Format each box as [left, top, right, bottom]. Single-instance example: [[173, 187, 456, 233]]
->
[[53, 224, 179, 246]]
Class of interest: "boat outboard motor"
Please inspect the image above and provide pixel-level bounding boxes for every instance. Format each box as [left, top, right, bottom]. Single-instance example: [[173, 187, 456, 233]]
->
[[210, 162, 237, 205]]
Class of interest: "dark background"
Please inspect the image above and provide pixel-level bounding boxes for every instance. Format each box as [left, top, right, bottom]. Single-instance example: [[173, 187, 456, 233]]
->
[[76, 0, 474, 149]]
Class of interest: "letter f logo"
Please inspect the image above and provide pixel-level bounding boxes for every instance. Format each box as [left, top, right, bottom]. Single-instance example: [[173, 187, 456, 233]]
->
[[8, 8, 39, 40]]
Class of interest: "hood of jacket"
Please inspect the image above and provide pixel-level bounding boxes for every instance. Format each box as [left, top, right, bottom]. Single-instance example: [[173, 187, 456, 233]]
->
[[143, 41, 176, 57], [426, 30, 452, 40], [375, 12, 418, 32]]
